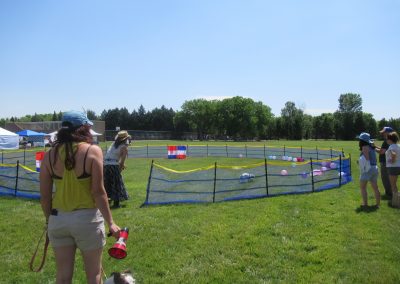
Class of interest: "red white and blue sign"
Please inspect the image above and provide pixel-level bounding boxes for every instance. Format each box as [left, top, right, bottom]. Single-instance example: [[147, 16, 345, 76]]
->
[[167, 146, 187, 159], [35, 151, 45, 172]]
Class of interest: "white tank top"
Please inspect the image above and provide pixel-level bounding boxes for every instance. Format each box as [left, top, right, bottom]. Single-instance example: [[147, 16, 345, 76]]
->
[[104, 143, 123, 165]]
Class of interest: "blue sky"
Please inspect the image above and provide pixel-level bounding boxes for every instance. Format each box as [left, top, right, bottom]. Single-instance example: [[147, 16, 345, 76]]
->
[[0, 0, 399, 120]]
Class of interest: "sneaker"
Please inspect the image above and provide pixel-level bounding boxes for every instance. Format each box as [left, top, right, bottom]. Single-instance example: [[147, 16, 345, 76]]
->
[[111, 201, 121, 209]]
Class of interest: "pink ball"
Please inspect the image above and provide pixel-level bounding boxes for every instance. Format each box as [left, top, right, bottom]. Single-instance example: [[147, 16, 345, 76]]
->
[[312, 169, 323, 176], [280, 169, 288, 176]]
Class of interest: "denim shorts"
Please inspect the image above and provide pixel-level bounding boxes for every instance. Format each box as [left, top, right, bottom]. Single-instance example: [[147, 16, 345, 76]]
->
[[388, 167, 400, 176], [48, 208, 106, 251], [360, 165, 379, 182]]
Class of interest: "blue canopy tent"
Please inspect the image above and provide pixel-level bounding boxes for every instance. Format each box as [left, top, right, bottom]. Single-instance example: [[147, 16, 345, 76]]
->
[[16, 130, 46, 137], [16, 130, 46, 147]]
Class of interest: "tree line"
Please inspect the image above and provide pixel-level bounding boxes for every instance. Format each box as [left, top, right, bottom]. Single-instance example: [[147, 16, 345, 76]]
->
[[2, 93, 399, 141]]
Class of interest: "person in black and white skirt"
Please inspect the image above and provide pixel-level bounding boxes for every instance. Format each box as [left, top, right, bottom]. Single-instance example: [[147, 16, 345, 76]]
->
[[104, 130, 131, 208]]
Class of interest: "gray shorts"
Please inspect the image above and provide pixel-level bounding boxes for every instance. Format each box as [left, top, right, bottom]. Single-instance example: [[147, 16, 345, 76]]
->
[[360, 165, 379, 182], [48, 208, 106, 251], [388, 167, 400, 176]]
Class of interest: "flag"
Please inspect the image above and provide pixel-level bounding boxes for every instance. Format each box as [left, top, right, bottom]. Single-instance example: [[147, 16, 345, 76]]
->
[[167, 146, 187, 159]]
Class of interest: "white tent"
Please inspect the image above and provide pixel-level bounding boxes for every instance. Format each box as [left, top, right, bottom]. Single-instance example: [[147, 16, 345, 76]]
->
[[0, 127, 19, 150], [48, 129, 102, 143]]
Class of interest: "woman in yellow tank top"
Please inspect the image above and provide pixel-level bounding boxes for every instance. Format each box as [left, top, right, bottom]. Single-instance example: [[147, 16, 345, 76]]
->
[[40, 111, 121, 284]]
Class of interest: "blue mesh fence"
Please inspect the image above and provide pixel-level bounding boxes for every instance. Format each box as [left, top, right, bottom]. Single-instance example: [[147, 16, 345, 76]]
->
[[1, 148, 39, 168], [2, 144, 344, 165], [127, 145, 343, 160], [0, 162, 40, 199], [1, 145, 350, 201], [142, 157, 352, 206]]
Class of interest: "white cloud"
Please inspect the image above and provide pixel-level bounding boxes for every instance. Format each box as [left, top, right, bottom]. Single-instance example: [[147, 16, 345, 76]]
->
[[197, 95, 234, 101]]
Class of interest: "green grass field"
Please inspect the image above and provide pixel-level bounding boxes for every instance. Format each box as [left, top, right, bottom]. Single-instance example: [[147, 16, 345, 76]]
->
[[1, 140, 399, 283]]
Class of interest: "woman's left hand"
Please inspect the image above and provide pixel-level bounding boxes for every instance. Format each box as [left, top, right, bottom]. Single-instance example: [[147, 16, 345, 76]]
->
[[108, 223, 121, 239]]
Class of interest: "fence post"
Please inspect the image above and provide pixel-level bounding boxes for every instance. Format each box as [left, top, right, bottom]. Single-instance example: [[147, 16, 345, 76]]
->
[[283, 145, 286, 156], [15, 160, 20, 197], [310, 158, 315, 192], [348, 154, 351, 177], [225, 145, 228, 157], [146, 144, 149, 158], [330, 147, 333, 158], [213, 162, 217, 203], [263, 144, 266, 158], [207, 144, 209, 157], [245, 144, 248, 158], [316, 146, 319, 160], [23, 148, 26, 165], [301, 146, 303, 158], [264, 158, 269, 196], [339, 156, 342, 186], [186, 144, 189, 157], [142, 160, 154, 206]]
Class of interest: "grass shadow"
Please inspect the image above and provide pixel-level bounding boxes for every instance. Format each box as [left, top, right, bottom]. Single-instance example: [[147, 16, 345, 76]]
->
[[355, 205, 379, 213]]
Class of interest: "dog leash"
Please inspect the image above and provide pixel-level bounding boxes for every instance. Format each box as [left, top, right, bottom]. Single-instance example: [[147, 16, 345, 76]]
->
[[101, 266, 108, 280], [29, 227, 49, 272]]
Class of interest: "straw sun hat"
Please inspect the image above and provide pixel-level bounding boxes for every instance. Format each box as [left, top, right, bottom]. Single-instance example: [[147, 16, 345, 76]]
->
[[115, 130, 131, 141]]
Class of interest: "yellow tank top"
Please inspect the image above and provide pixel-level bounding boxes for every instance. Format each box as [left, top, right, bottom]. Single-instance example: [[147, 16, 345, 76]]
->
[[52, 143, 96, 211]]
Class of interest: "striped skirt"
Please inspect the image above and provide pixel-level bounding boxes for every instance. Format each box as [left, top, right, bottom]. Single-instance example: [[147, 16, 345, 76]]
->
[[103, 165, 129, 202]]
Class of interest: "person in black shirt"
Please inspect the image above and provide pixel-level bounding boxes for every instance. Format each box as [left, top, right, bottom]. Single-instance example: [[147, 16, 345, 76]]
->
[[375, 126, 394, 198]]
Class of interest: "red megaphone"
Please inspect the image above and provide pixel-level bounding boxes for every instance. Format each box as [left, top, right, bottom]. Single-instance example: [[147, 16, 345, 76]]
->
[[108, 227, 129, 259]]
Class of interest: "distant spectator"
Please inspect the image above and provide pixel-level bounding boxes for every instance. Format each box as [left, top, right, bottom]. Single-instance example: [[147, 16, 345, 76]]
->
[[375, 126, 394, 198], [104, 130, 131, 208], [358, 132, 380, 209], [385, 131, 400, 205]]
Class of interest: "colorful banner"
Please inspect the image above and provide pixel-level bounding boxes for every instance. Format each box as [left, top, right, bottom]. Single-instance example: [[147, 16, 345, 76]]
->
[[35, 151, 45, 172], [167, 146, 187, 159]]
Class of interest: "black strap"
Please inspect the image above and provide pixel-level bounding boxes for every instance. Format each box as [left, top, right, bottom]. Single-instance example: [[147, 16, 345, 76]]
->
[[81, 145, 92, 176], [50, 144, 93, 179]]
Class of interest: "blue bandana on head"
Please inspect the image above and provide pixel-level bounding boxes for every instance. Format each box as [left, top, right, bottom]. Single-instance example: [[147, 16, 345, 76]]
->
[[62, 111, 93, 127]]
